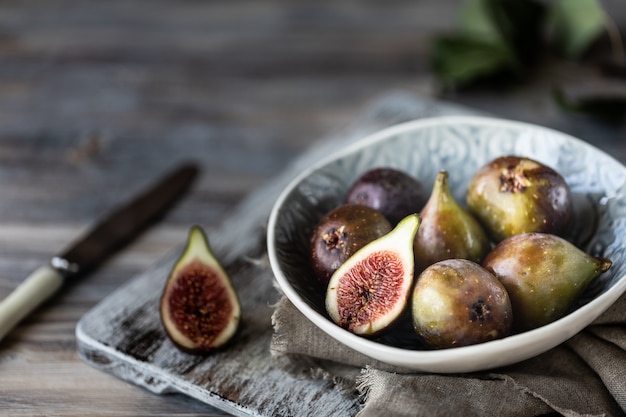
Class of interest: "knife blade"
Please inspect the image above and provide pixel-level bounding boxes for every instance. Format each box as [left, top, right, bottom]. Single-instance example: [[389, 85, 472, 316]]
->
[[0, 163, 199, 342]]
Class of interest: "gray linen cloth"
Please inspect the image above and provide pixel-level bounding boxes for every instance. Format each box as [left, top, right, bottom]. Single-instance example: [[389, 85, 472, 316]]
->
[[271, 295, 626, 416], [265, 92, 626, 417]]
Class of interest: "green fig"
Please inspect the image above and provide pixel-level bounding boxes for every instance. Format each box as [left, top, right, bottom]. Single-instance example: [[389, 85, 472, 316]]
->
[[483, 232, 612, 331], [414, 170, 490, 272], [326, 214, 420, 336], [310, 204, 392, 286], [411, 259, 512, 349], [466, 155, 573, 242], [160, 225, 241, 353]]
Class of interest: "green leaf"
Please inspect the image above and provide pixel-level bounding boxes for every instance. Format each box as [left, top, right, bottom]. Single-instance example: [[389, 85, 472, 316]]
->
[[549, 0, 606, 59], [459, 0, 505, 44], [488, 0, 546, 64], [431, 36, 517, 89], [430, 0, 546, 89], [460, 0, 546, 64]]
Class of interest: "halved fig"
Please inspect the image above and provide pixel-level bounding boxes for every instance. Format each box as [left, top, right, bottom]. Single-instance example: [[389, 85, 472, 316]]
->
[[160, 225, 241, 353], [325, 214, 420, 336]]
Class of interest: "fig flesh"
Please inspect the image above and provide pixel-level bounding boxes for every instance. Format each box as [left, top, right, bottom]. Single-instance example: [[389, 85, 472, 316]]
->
[[483, 232, 612, 331], [326, 214, 420, 336], [414, 170, 490, 272], [310, 204, 392, 286], [466, 155, 573, 242], [411, 259, 512, 349], [345, 167, 425, 224], [160, 225, 241, 353]]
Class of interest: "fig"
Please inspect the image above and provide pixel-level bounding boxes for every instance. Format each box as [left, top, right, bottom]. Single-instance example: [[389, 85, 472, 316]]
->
[[325, 214, 420, 336], [310, 204, 392, 286], [466, 155, 573, 242], [411, 259, 512, 349], [483, 232, 612, 331], [345, 167, 426, 224], [414, 170, 490, 272], [160, 225, 241, 353]]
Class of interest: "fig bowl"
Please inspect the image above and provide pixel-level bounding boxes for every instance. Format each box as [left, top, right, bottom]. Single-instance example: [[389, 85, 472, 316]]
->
[[267, 115, 626, 373]]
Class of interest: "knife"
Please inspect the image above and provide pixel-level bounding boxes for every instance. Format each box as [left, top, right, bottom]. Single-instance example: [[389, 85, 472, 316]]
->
[[0, 163, 199, 342]]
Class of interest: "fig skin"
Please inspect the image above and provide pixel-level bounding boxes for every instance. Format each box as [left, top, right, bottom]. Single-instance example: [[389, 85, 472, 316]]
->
[[345, 167, 426, 224], [466, 155, 573, 242], [326, 214, 420, 336], [414, 170, 490, 272], [160, 225, 241, 354], [483, 232, 612, 332], [310, 204, 392, 286], [411, 259, 513, 349]]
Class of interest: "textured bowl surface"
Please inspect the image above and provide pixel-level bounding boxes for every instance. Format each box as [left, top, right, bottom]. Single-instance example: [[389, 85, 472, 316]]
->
[[267, 115, 626, 373]]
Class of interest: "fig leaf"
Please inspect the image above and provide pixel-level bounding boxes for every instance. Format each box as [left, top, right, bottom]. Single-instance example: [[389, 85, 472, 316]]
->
[[549, 0, 606, 59]]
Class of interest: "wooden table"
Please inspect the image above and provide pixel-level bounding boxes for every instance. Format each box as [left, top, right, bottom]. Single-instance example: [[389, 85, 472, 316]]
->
[[1, 1, 625, 416]]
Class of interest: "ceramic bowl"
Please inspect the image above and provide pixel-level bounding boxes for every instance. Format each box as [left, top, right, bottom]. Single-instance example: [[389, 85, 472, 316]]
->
[[267, 115, 626, 373]]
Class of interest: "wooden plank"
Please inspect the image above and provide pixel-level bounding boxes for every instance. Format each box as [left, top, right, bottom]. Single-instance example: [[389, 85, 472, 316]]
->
[[1, 1, 625, 415]]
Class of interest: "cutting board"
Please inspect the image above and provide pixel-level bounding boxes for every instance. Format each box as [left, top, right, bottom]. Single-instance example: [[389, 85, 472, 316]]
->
[[76, 231, 362, 416], [76, 93, 473, 416]]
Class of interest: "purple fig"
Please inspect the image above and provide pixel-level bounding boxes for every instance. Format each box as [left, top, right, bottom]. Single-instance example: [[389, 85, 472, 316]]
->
[[310, 204, 392, 286], [345, 167, 425, 224]]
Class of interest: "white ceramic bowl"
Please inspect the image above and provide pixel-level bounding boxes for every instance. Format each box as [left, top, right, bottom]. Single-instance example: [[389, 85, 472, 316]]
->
[[267, 115, 626, 373]]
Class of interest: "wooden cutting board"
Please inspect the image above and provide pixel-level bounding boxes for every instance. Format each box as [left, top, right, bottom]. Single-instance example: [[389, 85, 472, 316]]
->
[[76, 230, 362, 416], [76, 93, 472, 416]]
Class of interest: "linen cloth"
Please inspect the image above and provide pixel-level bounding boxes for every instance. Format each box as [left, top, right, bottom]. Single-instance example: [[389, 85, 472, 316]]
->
[[271, 296, 626, 416]]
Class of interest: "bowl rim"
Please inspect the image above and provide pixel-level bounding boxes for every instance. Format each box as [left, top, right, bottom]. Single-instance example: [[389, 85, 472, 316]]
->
[[266, 115, 626, 373]]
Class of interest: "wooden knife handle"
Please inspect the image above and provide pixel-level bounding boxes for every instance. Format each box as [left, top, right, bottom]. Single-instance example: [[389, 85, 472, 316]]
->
[[0, 266, 64, 342]]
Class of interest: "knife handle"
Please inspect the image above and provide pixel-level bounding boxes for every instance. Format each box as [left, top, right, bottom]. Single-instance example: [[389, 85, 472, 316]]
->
[[0, 266, 64, 342]]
